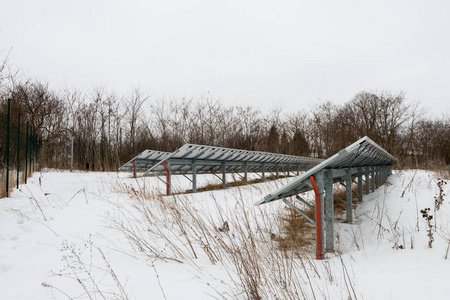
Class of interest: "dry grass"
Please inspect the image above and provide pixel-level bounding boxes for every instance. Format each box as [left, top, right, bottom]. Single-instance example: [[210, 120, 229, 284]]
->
[[331, 184, 361, 215], [394, 157, 448, 172], [111, 180, 360, 299], [176, 173, 291, 194], [276, 207, 315, 251]]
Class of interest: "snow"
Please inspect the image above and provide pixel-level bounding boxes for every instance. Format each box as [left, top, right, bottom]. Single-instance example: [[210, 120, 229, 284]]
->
[[0, 168, 449, 299]]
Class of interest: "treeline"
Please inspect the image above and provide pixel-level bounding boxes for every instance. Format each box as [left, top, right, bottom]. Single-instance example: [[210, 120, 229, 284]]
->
[[0, 61, 449, 171]]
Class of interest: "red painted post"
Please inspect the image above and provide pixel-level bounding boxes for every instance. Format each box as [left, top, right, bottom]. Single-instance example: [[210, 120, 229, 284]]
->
[[163, 161, 170, 196], [310, 175, 322, 260], [131, 160, 136, 178]]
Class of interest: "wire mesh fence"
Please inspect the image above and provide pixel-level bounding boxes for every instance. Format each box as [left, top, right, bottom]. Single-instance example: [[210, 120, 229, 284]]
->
[[1, 99, 41, 198]]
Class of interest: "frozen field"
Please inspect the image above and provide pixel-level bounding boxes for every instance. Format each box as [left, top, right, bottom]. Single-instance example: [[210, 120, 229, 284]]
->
[[0, 169, 449, 299]]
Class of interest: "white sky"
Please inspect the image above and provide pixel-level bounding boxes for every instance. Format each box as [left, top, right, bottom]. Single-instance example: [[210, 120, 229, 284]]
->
[[1, 0, 449, 115]]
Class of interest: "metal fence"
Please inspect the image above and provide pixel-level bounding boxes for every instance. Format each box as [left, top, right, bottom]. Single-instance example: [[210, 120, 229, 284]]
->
[[1, 98, 41, 198]]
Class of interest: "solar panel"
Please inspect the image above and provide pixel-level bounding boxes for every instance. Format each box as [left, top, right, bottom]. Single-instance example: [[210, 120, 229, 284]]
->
[[144, 144, 323, 176], [118, 150, 171, 171], [256, 136, 397, 259], [257, 136, 397, 205]]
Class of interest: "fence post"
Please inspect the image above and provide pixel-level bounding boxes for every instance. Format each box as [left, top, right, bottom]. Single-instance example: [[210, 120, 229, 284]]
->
[[6, 98, 11, 197], [33, 128, 36, 172], [16, 113, 21, 189], [25, 122, 29, 183], [34, 130, 37, 170], [92, 140, 95, 171], [29, 126, 32, 174], [71, 135, 74, 171]]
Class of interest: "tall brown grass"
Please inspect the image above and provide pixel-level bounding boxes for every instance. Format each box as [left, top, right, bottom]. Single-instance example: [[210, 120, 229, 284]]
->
[[112, 179, 359, 299]]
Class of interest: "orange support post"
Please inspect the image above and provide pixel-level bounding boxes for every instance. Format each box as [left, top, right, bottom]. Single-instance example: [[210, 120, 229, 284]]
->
[[131, 160, 136, 178], [310, 175, 322, 260], [163, 161, 170, 196]]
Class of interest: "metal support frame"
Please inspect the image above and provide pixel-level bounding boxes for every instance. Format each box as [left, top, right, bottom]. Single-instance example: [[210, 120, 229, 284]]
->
[[365, 167, 370, 195], [220, 162, 226, 189], [192, 161, 197, 193], [283, 197, 316, 225], [261, 163, 265, 182], [345, 168, 353, 223], [244, 161, 248, 182], [259, 136, 398, 260], [296, 195, 315, 210], [334, 194, 346, 203], [279, 164, 393, 259], [377, 169, 381, 187], [139, 144, 324, 197], [357, 167, 363, 202], [370, 167, 376, 192], [324, 170, 334, 252]]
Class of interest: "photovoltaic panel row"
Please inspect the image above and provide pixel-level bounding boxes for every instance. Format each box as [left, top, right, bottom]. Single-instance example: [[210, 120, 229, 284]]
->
[[118, 150, 171, 171], [144, 144, 323, 176], [257, 136, 397, 205]]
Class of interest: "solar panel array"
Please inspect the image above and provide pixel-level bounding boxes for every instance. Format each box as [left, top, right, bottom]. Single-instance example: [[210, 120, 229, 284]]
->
[[118, 150, 171, 171], [257, 136, 397, 205], [256, 136, 397, 259], [144, 144, 323, 176]]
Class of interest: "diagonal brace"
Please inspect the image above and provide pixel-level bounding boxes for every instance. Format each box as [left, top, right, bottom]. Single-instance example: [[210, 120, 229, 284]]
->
[[282, 197, 316, 226], [296, 195, 315, 210]]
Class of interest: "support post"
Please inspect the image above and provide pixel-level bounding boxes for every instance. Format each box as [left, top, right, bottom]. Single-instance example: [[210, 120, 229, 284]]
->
[[244, 161, 248, 182], [370, 168, 375, 192], [192, 161, 197, 193], [311, 173, 325, 260], [222, 162, 226, 189], [365, 167, 370, 195], [16, 113, 21, 189], [345, 168, 353, 223], [261, 163, 265, 182], [131, 160, 137, 178], [324, 170, 334, 252], [163, 161, 171, 195], [275, 163, 279, 179], [357, 167, 363, 202]]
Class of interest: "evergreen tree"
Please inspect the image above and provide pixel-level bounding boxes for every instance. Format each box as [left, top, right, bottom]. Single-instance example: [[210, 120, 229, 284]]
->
[[290, 129, 310, 156], [266, 124, 279, 153], [280, 130, 289, 154]]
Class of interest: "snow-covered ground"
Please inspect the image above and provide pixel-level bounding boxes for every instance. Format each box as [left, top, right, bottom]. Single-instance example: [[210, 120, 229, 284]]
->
[[0, 169, 449, 299]]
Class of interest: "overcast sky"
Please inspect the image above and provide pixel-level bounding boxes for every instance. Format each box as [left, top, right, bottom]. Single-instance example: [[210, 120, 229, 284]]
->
[[1, 0, 449, 115]]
